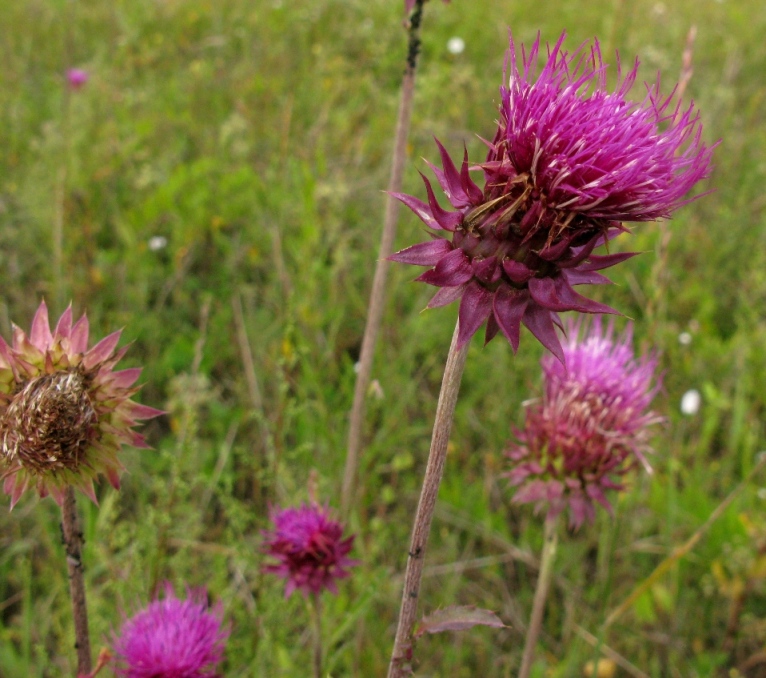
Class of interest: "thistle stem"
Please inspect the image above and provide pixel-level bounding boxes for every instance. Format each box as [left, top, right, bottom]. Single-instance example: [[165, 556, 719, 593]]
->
[[518, 515, 559, 678], [340, 0, 426, 517], [310, 593, 323, 678], [61, 487, 92, 676], [387, 320, 469, 678]]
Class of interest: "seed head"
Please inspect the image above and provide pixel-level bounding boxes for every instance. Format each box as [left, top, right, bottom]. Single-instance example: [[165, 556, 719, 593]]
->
[[390, 32, 714, 360], [0, 301, 163, 508]]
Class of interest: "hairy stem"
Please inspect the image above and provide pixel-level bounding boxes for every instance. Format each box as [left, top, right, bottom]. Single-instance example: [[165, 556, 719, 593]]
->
[[387, 321, 470, 678], [61, 487, 92, 676], [341, 0, 426, 517], [518, 515, 559, 678]]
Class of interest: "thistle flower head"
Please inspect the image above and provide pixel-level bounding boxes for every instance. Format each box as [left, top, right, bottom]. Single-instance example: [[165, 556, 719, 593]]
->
[[0, 301, 162, 508], [112, 583, 229, 678], [262, 503, 358, 598], [390, 32, 713, 360], [66, 68, 89, 89], [505, 318, 661, 528]]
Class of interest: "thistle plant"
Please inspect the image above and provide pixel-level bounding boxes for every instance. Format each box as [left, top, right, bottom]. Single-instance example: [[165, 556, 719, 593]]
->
[[387, 32, 712, 677], [0, 301, 161, 675], [112, 584, 229, 678], [262, 502, 358, 678], [506, 319, 661, 677], [390, 32, 712, 361]]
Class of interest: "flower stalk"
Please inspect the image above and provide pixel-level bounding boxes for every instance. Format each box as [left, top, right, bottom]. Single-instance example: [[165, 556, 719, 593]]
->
[[311, 593, 323, 678], [341, 0, 426, 516], [387, 320, 469, 678], [61, 486, 92, 675], [518, 515, 559, 678]]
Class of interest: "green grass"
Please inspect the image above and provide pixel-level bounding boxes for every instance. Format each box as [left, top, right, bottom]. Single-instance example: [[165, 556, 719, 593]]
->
[[1, 0, 766, 675]]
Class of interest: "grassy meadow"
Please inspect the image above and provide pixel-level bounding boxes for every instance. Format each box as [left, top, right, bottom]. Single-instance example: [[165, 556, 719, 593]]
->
[[1, 0, 766, 675]]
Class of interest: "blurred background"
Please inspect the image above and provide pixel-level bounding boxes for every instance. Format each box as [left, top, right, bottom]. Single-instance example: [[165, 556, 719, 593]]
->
[[1, 0, 765, 675]]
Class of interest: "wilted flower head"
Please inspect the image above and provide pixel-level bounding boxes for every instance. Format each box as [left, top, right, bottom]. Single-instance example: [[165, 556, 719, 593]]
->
[[263, 503, 357, 598], [0, 301, 162, 508], [112, 583, 229, 678], [66, 68, 89, 89], [505, 318, 661, 528], [390, 32, 713, 360]]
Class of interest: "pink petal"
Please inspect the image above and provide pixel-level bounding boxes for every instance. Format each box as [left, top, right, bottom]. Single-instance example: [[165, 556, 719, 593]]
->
[[503, 259, 534, 284], [125, 402, 165, 420], [484, 313, 500, 344], [389, 192, 438, 229], [522, 303, 565, 365], [457, 281, 493, 347], [493, 287, 528, 353], [48, 484, 68, 506], [434, 138, 470, 206], [106, 467, 122, 490], [528, 277, 618, 315], [108, 368, 142, 389], [70, 314, 90, 354], [460, 146, 484, 204], [30, 300, 53, 351], [577, 251, 638, 272], [427, 284, 466, 309], [54, 305, 73, 340], [8, 473, 28, 510], [421, 172, 463, 231], [389, 239, 453, 266], [83, 330, 122, 369], [78, 481, 99, 505], [416, 248, 473, 287], [563, 269, 612, 286]]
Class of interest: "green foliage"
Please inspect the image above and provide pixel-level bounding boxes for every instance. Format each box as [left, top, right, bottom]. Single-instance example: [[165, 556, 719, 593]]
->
[[1, 0, 766, 675]]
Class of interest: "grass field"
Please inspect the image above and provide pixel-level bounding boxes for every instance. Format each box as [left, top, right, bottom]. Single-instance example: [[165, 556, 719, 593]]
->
[[1, 0, 766, 675]]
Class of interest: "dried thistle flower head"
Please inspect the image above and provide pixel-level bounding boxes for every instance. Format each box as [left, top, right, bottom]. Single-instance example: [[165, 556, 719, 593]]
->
[[262, 502, 358, 598], [390, 32, 714, 361], [112, 583, 229, 678], [506, 318, 661, 528], [0, 301, 162, 508]]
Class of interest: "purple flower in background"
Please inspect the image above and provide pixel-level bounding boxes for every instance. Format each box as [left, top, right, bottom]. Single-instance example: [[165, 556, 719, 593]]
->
[[263, 503, 357, 598], [390, 32, 713, 360], [112, 584, 229, 678], [505, 318, 661, 528], [66, 68, 89, 89]]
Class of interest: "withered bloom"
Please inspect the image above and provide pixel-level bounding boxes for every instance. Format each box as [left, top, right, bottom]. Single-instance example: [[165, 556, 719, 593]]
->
[[0, 301, 162, 508]]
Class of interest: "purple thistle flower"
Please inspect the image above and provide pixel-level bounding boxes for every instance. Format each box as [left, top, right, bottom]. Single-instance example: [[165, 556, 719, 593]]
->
[[66, 68, 89, 89], [263, 503, 358, 598], [505, 318, 662, 528], [112, 584, 229, 678], [390, 32, 714, 361]]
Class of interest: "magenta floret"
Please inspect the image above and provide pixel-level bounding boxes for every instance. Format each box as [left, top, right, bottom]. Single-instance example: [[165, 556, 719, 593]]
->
[[506, 318, 662, 528], [112, 584, 229, 678], [390, 32, 714, 360], [262, 503, 357, 598]]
